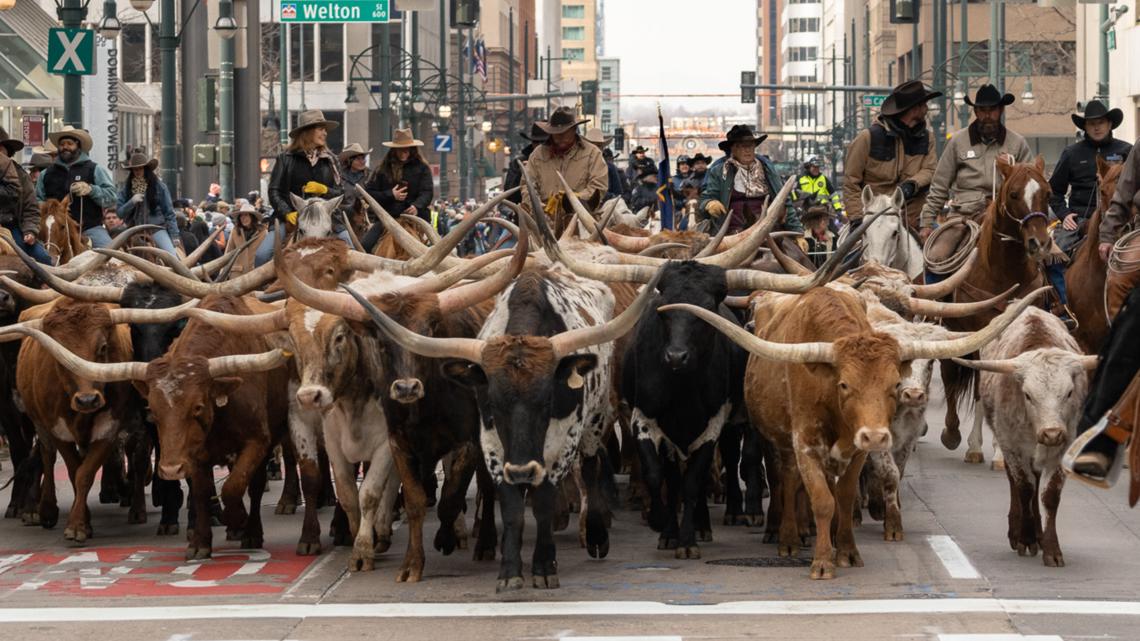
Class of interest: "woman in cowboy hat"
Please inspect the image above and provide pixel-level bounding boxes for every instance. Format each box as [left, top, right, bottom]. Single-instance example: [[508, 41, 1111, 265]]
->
[[364, 128, 433, 222], [1050, 100, 1133, 256], [116, 149, 182, 256], [222, 201, 266, 277], [796, 196, 838, 268], [0, 127, 49, 264], [843, 79, 940, 229], [699, 124, 795, 234], [338, 142, 372, 212], [518, 106, 608, 231], [260, 109, 345, 266], [35, 126, 119, 246]]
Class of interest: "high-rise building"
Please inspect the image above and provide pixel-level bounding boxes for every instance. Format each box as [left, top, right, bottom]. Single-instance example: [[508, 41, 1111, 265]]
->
[[755, 0, 783, 133], [598, 57, 620, 136], [560, 0, 599, 121], [778, 0, 824, 160]]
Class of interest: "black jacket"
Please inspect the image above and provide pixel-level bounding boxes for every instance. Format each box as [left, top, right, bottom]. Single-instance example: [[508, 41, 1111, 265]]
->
[[502, 144, 538, 205], [267, 149, 343, 223], [365, 157, 434, 221], [1049, 135, 1133, 220]]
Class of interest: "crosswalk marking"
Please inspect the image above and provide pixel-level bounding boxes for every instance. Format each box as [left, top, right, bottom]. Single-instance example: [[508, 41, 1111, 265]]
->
[[927, 534, 981, 579], [938, 635, 1064, 641]]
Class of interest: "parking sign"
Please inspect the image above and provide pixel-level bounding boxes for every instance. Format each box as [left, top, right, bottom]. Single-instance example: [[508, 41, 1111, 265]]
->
[[434, 134, 453, 153]]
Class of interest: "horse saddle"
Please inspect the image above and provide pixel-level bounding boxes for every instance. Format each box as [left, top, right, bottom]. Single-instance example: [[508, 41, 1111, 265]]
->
[[1099, 371, 1140, 506], [924, 215, 981, 275]]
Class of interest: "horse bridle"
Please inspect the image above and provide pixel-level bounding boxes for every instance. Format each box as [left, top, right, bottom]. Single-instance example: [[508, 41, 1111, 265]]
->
[[994, 163, 1049, 244]]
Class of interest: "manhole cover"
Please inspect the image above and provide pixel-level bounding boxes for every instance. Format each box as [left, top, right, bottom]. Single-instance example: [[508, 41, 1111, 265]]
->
[[706, 557, 812, 568]]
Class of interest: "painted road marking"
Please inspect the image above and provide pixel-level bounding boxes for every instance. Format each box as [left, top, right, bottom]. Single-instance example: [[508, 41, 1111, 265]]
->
[[927, 535, 981, 579], [0, 598, 1139, 622], [939, 636, 1064, 641], [562, 638, 683, 641]]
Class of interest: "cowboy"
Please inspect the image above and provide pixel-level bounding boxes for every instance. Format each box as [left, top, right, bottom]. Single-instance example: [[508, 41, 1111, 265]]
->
[[519, 106, 608, 233], [699, 125, 797, 234], [0, 128, 49, 264], [23, 152, 52, 188], [116, 150, 182, 256], [797, 196, 838, 268], [689, 153, 713, 185], [919, 84, 1033, 240], [502, 123, 550, 206], [625, 145, 655, 192], [338, 142, 372, 212], [582, 127, 622, 201], [629, 166, 660, 215], [35, 125, 119, 248], [845, 79, 940, 229], [1050, 101, 1133, 257], [1095, 119, 1140, 262], [793, 156, 842, 214]]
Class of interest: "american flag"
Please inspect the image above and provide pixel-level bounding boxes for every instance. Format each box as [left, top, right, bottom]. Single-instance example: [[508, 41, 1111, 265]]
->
[[473, 37, 487, 81]]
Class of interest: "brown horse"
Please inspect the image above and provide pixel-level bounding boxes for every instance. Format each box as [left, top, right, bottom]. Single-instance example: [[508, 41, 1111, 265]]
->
[[38, 197, 85, 265], [1105, 192, 1140, 319], [1066, 157, 1124, 354], [941, 156, 1053, 463]]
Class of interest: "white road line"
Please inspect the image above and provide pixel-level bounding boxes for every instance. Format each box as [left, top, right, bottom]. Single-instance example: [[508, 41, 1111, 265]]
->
[[562, 637, 682, 641], [927, 534, 981, 579], [0, 598, 1138, 622], [281, 550, 340, 599], [939, 636, 1064, 641]]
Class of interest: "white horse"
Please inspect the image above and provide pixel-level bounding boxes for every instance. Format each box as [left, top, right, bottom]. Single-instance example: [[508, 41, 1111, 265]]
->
[[289, 193, 344, 241], [839, 186, 924, 280]]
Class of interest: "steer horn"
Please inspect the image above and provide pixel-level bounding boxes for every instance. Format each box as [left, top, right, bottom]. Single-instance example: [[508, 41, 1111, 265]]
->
[[342, 283, 487, 364], [909, 249, 980, 299], [128, 246, 203, 281], [36, 224, 163, 282], [0, 325, 148, 381], [895, 287, 1049, 361], [400, 214, 443, 244], [0, 276, 60, 304], [638, 242, 690, 257], [181, 306, 290, 334], [1, 235, 125, 303], [658, 303, 837, 363], [548, 266, 665, 359], [206, 348, 291, 378], [94, 249, 277, 299], [340, 212, 367, 253], [902, 283, 1018, 318], [435, 215, 529, 315], [182, 227, 224, 268], [693, 216, 733, 259]]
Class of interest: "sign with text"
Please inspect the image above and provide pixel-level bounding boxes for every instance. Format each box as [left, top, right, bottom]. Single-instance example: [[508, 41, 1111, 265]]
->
[[21, 115, 44, 148], [279, 0, 389, 22], [434, 134, 453, 153], [862, 94, 887, 108], [47, 28, 95, 75]]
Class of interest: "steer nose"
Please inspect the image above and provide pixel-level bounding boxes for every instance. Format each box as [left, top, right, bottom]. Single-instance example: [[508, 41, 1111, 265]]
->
[[1038, 427, 1067, 447], [390, 379, 425, 404], [296, 386, 327, 410], [854, 427, 893, 452], [502, 461, 544, 486], [664, 348, 689, 369], [71, 391, 105, 413], [900, 387, 927, 406], [158, 463, 186, 481]]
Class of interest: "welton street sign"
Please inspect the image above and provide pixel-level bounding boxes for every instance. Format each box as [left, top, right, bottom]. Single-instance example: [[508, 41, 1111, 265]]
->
[[279, 0, 390, 22]]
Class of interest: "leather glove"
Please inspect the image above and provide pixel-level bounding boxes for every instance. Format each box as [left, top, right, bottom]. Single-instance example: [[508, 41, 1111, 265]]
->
[[70, 181, 92, 197], [302, 181, 328, 196], [130, 193, 145, 205], [899, 181, 917, 200], [544, 191, 564, 216], [285, 211, 298, 226], [705, 200, 727, 218]]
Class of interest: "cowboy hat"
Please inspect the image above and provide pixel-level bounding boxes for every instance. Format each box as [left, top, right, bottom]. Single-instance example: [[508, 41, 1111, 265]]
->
[[637, 166, 658, 180], [880, 80, 942, 117], [289, 110, 339, 138], [519, 122, 551, 143], [964, 84, 1015, 108], [338, 142, 372, 162], [382, 128, 425, 148], [799, 197, 833, 223], [718, 124, 768, 153], [40, 139, 57, 155], [689, 152, 713, 165], [535, 107, 589, 135], [582, 127, 613, 148], [0, 127, 24, 156], [26, 153, 52, 171], [1072, 100, 1124, 130], [122, 150, 158, 171], [631, 145, 649, 154], [48, 125, 93, 152]]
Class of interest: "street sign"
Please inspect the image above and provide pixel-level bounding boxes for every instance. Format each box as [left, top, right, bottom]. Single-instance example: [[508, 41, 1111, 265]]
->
[[1108, 29, 1117, 51], [862, 94, 887, 108], [47, 28, 95, 76], [434, 134, 453, 153], [21, 115, 44, 148], [279, 0, 390, 22]]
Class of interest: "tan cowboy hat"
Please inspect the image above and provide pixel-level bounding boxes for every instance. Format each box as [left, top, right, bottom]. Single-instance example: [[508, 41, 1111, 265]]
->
[[123, 149, 158, 171], [338, 142, 372, 162], [48, 125, 93, 152], [582, 127, 612, 148], [382, 128, 425, 148], [289, 110, 339, 138], [0, 127, 24, 156], [40, 139, 58, 155], [536, 107, 589, 135]]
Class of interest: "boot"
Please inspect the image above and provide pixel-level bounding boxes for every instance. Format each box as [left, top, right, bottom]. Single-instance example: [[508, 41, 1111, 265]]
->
[[1062, 416, 1125, 489]]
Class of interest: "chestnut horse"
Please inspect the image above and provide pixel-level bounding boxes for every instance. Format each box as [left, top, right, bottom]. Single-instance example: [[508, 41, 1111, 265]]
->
[[1066, 157, 1124, 354], [940, 156, 1053, 464], [38, 197, 85, 265]]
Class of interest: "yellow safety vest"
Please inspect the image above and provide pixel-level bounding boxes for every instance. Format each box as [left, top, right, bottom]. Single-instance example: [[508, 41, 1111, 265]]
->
[[797, 174, 843, 211], [430, 208, 440, 231]]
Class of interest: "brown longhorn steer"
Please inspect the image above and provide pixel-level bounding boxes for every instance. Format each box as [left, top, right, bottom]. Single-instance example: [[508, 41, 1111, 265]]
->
[[1066, 157, 1124, 354], [662, 286, 1045, 579]]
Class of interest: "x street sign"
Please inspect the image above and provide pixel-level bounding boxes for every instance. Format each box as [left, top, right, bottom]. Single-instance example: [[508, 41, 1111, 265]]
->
[[48, 28, 95, 76]]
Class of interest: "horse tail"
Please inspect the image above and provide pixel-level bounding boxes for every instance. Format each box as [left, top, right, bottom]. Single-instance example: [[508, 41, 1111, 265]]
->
[[941, 356, 978, 411]]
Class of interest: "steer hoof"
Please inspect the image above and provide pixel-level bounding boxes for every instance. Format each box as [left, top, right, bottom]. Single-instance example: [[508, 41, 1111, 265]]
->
[[778, 544, 799, 558], [296, 541, 322, 556], [186, 545, 212, 560], [434, 528, 458, 556], [99, 490, 119, 505], [941, 428, 962, 451], [657, 536, 678, 550], [810, 559, 836, 580], [349, 546, 375, 572], [64, 527, 89, 545], [744, 513, 764, 527], [964, 451, 985, 464], [395, 562, 423, 583], [1017, 542, 1039, 557], [697, 529, 713, 543], [241, 533, 263, 550], [675, 545, 701, 560], [21, 510, 40, 527], [473, 545, 496, 561], [883, 526, 905, 542], [532, 574, 560, 589], [127, 508, 147, 525], [374, 535, 392, 555], [990, 458, 1006, 472], [762, 531, 779, 544], [156, 523, 179, 536], [275, 502, 297, 516], [495, 576, 524, 593], [587, 538, 609, 559], [39, 505, 59, 529], [1043, 550, 1065, 567], [835, 548, 863, 568], [4, 504, 15, 519]]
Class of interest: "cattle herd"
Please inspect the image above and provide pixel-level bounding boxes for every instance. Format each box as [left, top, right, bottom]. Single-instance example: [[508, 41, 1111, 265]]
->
[[0, 159, 1102, 592]]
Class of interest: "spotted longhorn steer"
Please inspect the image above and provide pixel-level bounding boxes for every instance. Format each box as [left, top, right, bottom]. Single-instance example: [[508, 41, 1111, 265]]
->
[[954, 307, 1097, 567], [665, 286, 1045, 579]]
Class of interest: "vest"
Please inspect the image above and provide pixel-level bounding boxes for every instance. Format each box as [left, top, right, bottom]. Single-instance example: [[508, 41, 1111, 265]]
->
[[798, 174, 831, 197], [42, 160, 100, 231], [431, 208, 440, 232]]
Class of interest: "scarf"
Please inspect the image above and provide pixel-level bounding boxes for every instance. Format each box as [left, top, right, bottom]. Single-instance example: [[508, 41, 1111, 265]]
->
[[303, 147, 342, 184], [727, 158, 768, 198], [131, 176, 147, 196]]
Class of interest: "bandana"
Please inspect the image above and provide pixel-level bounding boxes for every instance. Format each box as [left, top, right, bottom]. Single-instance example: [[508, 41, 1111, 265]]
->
[[727, 158, 768, 198], [131, 175, 147, 196]]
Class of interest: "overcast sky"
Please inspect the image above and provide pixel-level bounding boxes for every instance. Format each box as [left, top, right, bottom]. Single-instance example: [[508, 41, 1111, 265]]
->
[[602, 0, 755, 120]]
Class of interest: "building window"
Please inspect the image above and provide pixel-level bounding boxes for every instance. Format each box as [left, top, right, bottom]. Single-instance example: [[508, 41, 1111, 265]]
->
[[290, 24, 314, 82], [120, 24, 146, 82], [787, 0, 820, 4], [319, 24, 344, 82], [788, 18, 820, 33], [602, 88, 612, 101], [149, 26, 160, 82], [261, 23, 281, 84], [562, 4, 585, 19], [562, 26, 586, 41], [788, 47, 817, 62], [564, 47, 585, 61], [789, 74, 817, 82], [601, 66, 612, 80]]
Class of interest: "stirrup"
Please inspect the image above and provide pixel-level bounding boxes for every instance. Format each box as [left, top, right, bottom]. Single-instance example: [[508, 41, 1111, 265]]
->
[[1062, 415, 1126, 489]]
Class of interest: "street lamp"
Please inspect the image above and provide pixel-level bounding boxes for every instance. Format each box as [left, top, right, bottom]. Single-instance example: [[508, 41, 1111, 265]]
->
[[438, 104, 453, 119], [214, 12, 238, 38], [0, 0, 16, 11], [1021, 77, 1035, 106], [129, 0, 153, 10], [413, 100, 427, 114], [96, 0, 121, 39], [216, 0, 237, 202], [481, 120, 492, 133]]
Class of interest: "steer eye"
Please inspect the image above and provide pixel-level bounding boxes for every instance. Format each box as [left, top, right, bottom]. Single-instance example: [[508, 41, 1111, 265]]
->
[[192, 403, 205, 418], [838, 381, 850, 392]]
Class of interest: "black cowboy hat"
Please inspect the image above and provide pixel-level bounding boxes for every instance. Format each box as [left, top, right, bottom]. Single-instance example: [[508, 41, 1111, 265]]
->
[[637, 166, 659, 180], [631, 145, 649, 155], [535, 106, 589, 135], [799, 196, 833, 223], [880, 79, 942, 117], [964, 84, 1015, 108], [689, 152, 713, 165], [519, 122, 551, 143], [1072, 100, 1124, 130], [718, 124, 768, 153], [0, 127, 25, 156]]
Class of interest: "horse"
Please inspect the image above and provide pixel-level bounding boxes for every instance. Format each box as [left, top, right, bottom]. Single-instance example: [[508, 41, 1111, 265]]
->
[[839, 186, 924, 280], [1066, 157, 1124, 354], [289, 194, 344, 242], [940, 156, 1053, 464], [38, 197, 85, 265]]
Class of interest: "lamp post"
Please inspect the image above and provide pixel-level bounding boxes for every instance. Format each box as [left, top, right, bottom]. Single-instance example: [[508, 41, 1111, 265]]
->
[[96, 1, 122, 39], [215, 0, 238, 203], [1099, 4, 1129, 103], [439, 0, 449, 201], [127, 0, 183, 196], [56, 0, 89, 127]]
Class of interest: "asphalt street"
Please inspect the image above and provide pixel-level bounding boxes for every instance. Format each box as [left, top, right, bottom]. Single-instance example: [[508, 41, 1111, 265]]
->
[[1, 373, 1138, 641]]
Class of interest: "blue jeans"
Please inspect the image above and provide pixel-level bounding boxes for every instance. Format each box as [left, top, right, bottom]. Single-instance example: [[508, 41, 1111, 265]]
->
[[84, 226, 178, 256], [6, 224, 51, 265], [1045, 262, 1069, 307], [254, 229, 352, 267]]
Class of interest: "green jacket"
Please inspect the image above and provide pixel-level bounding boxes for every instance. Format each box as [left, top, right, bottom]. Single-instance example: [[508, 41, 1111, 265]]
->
[[699, 155, 801, 232]]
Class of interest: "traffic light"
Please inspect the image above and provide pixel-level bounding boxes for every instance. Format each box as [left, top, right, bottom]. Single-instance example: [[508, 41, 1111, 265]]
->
[[451, 0, 479, 27], [890, 0, 919, 24], [741, 71, 757, 104], [581, 80, 598, 115], [614, 126, 625, 152]]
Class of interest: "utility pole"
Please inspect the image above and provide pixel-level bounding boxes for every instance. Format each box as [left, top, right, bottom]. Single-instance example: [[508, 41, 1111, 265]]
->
[[57, 0, 87, 127], [508, 7, 515, 153], [159, 0, 178, 194], [458, 26, 468, 202], [1099, 5, 1129, 103], [959, 0, 969, 129], [932, 0, 947, 154], [280, 22, 289, 150], [438, 0, 449, 201], [380, 22, 391, 145], [988, 0, 1002, 92], [410, 11, 420, 139], [217, 0, 235, 202]]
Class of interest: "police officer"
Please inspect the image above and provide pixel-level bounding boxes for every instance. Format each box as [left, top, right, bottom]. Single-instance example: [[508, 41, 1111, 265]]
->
[[1049, 100, 1133, 256], [793, 157, 842, 214]]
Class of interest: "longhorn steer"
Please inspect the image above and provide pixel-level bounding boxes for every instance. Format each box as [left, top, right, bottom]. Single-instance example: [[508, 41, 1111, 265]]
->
[[664, 286, 1045, 579], [954, 307, 1097, 566]]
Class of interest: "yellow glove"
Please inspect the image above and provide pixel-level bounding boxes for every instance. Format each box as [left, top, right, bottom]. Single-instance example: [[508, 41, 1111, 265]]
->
[[544, 191, 565, 216], [796, 238, 810, 253], [705, 200, 727, 218], [285, 211, 298, 226], [302, 181, 328, 196]]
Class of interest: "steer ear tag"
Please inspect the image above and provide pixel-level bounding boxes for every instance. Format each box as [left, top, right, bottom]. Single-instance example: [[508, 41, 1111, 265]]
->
[[215, 395, 229, 407], [567, 368, 585, 390]]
